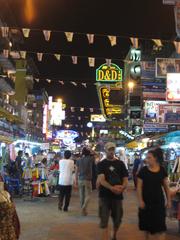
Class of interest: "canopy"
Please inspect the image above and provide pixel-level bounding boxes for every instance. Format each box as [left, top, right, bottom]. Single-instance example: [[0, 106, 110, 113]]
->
[[125, 141, 138, 149]]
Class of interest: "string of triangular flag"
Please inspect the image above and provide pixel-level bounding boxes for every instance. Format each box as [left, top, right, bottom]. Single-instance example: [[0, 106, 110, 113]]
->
[[1, 26, 179, 48], [0, 48, 130, 66], [34, 78, 96, 87]]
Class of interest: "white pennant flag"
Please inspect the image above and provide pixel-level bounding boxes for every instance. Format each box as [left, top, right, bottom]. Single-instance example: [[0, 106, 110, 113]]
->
[[108, 35, 117, 46], [81, 132, 84, 136], [152, 39, 162, 47], [43, 30, 51, 41], [80, 108, 84, 112], [71, 107, 75, 112], [37, 53, 43, 61], [59, 80, 64, 85], [71, 81, 77, 86], [174, 41, 180, 54], [106, 59, 112, 66], [1, 27, 9, 37], [46, 79, 51, 83], [54, 54, 61, 61], [72, 56, 78, 64], [3, 49, 9, 58], [88, 57, 95, 67], [130, 38, 139, 49], [22, 28, 30, 38], [82, 83, 87, 88], [20, 51, 27, 59], [34, 78, 40, 82], [65, 32, 74, 42], [78, 117, 81, 120], [87, 34, 94, 44], [90, 108, 94, 113]]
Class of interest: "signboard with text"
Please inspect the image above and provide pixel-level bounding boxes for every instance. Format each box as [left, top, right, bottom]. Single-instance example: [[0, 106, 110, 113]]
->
[[156, 58, 180, 78], [96, 63, 123, 82], [158, 104, 180, 124], [97, 84, 124, 120]]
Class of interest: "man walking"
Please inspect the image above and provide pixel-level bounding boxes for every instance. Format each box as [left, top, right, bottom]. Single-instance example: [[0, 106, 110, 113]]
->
[[76, 147, 94, 216], [58, 150, 74, 212], [97, 142, 128, 240]]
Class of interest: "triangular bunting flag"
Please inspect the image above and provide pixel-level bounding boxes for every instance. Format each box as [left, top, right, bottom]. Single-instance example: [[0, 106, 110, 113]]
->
[[3, 49, 9, 58], [87, 34, 94, 44], [72, 56, 78, 64], [80, 108, 84, 112], [130, 38, 139, 49], [54, 54, 61, 61], [46, 79, 51, 83], [81, 132, 84, 136], [82, 83, 87, 88], [88, 57, 95, 67], [59, 81, 64, 85], [90, 108, 94, 113], [78, 117, 81, 120], [22, 28, 30, 38], [108, 35, 117, 46], [106, 59, 112, 66], [34, 78, 40, 82], [20, 51, 27, 59], [174, 41, 180, 54], [71, 107, 75, 112], [152, 39, 162, 47], [1, 27, 9, 37], [37, 53, 43, 61], [43, 30, 51, 41], [65, 32, 74, 42], [71, 81, 77, 86]]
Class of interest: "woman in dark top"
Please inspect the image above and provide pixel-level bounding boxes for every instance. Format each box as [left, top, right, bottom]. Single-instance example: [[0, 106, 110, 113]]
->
[[137, 148, 171, 240]]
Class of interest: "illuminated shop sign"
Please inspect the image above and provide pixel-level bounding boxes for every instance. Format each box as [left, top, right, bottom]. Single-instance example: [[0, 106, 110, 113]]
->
[[97, 85, 124, 120], [54, 130, 79, 140], [90, 114, 106, 122], [166, 73, 180, 102], [96, 63, 123, 82]]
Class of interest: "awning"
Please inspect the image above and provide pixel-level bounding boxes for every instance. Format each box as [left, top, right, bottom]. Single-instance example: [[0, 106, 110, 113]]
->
[[125, 141, 138, 149]]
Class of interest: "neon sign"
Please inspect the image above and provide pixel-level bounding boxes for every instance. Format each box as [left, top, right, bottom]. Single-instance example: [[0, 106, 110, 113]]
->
[[96, 63, 123, 82], [97, 85, 124, 120]]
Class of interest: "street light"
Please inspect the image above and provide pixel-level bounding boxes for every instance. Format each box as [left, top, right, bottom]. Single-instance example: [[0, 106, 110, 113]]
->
[[128, 81, 135, 93], [87, 122, 95, 140]]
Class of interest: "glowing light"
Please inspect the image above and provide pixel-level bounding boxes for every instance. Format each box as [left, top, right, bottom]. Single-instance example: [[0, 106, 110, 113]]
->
[[24, 0, 35, 24], [128, 81, 135, 89]]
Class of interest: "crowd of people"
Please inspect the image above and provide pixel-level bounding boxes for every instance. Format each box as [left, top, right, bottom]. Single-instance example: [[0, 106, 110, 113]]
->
[[0, 142, 179, 240]]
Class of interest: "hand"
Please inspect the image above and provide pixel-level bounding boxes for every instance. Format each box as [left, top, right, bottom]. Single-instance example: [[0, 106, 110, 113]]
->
[[166, 201, 172, 209], [139, 201, 145, 209], [110, 185, 123, 195]]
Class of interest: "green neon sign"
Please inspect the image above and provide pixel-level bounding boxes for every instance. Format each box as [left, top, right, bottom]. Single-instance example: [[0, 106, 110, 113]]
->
[[96, 63, 123, 82]]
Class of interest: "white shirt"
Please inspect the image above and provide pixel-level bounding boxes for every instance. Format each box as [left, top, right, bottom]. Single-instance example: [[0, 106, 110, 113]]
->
[[59, 159, 74, 186]]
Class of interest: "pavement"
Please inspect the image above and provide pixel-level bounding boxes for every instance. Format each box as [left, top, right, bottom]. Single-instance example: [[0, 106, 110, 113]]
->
[[15, 187, 180, 240]]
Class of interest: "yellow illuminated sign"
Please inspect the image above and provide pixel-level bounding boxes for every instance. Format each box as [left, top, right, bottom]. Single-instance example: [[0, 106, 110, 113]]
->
[[96, 63, 123, 82], [97, 85, 123, 120]]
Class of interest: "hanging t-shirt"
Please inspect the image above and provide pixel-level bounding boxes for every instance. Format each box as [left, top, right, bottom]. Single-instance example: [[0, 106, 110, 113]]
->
[[97, 159, 128, 200], [59, 159, 74, 186]]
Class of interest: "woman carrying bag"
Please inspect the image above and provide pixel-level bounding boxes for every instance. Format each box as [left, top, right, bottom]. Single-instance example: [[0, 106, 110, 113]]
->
[[137, 148, 171, 240]]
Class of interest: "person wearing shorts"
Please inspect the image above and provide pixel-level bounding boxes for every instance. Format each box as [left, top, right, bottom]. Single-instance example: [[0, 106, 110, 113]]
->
[[97, 142, 128, 240]]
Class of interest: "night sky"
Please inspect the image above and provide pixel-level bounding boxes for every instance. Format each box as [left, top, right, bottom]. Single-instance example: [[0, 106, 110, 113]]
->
[[0, 0, 176, 109]]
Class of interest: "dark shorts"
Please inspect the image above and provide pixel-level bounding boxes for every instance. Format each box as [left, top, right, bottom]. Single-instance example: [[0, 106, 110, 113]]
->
[[99, 198, 123, 229]]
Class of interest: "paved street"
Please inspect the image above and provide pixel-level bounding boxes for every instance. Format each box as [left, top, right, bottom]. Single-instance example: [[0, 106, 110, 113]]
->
[[15, 187, 180, 240]]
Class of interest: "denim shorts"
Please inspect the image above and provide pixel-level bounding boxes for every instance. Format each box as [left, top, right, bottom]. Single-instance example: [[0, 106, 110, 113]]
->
[[99, 198, 123, 229]]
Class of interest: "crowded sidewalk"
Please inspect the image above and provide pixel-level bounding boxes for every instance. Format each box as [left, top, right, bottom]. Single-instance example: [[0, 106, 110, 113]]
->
[[15, 185, 179, 240]]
